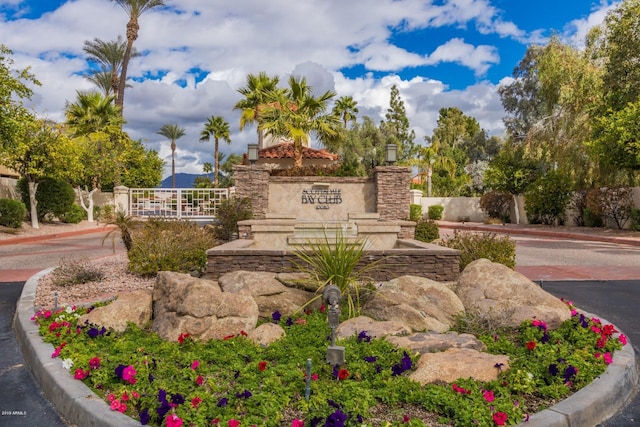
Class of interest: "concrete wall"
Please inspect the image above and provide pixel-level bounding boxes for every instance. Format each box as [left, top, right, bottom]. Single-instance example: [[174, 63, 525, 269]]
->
[[412, 193, 486, 222]]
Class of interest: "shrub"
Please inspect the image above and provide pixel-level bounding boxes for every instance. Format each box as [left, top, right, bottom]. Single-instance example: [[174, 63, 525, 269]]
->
[[214, 196, 253, 241], [18, 177, 75, 221], [440, 230, 516, 271], [101, 210, 141, 252], [584, 189, 604, 227], [49, 257, 105, 287], [409, 204, 422, 221], [524, 171, 572, 225], [95, 204, 115, 223], [414, 219, 439, 243], [583, 208, 604, 228], [480, 191, 512, 223], [630, 208, 640, 232], [600, 186, 634, 229], [127, 218, 218, 276], [427, 204, 444, 220], [60, 204, 86, 224], [0, 198, 26, 228]]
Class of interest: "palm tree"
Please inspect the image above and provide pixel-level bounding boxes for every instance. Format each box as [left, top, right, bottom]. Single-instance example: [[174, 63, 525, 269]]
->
[[233, 72, 282, 148], [83, 36, 138, 101], [202, 162, 213, 179], [156, 123, 185, 188], [111, 0, 165, 114], [260, 76, 341, 168], [65, 91, 122, 136], [200, 116, 231, 186], [333, 96, 359, 128], [409, 138, 456, 197]]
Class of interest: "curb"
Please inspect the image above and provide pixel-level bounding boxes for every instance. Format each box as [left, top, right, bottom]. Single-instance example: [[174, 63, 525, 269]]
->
[[13, 271, 638, 426], [0, 224, 116, 246], [438, 223, 640, 247]]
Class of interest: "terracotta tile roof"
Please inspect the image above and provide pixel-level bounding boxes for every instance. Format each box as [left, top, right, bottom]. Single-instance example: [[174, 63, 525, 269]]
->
[[260, 142, 338, 160]]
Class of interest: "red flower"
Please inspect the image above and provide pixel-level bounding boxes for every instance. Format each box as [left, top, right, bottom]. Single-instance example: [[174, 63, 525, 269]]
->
[[240, 330, 248, 337], [493, 411, 508, 426], [73, 368, 89, 380], [483, 390, 495, 402], [177, 333, 190, 344], [89, 356, 101, 369], [596, 335, 607, 349], [195, 375, 204, 385], [258, 361, 267, 371], [452, 383, 471, 394], [338, 369, 349, 380], [223, 334, 235, 341], [191, 396, 202, 408], [526, 341, 536, 351]]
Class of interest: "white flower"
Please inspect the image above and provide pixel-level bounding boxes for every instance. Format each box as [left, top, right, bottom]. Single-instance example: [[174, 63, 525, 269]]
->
[[65, 306, 74, 314], [61, 358, 74, 370]]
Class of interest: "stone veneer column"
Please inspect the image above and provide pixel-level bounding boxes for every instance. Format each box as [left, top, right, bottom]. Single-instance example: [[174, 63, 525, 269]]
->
[[374, 166, 412, 221], [232, 165, 270, 220]]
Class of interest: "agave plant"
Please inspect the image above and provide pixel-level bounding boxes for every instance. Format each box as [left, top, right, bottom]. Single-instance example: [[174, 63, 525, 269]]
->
[[292, 228, 382, 318]]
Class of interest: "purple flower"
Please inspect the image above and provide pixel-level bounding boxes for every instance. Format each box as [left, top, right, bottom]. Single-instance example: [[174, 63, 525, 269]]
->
[[272, 310, 281, 323], [364, 356, 378, 363], [139, 409, 150, 425], [286, 317, 293, 327], [156, 390, 171, 420], [171, 393, 185, 405], [325, 408, 347, 427], [541, 333, 550, 344], [148, 373, 155, 383], [217, 397, 228, 407], [357, 331, 371, 343], [235, 389, 252, 399], [564, 366, 578, 382], [391, 351, 412, 376], [87, 327, 99, 338], [548, 364, 559, 376], [115, 364, 126, 380]]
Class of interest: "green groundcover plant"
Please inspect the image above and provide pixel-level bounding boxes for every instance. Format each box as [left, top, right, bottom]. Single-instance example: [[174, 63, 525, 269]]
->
[[32, 300, 625, 427]]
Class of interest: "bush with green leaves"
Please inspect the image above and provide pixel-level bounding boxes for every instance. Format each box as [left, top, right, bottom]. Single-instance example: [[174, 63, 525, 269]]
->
[[631, 208, 640, 232], [414, 219, 439, 243], [409, 204, 422, 221], [440, 230, 516, 271], [127, 218, 218, 276], [600, 186, 634, 229], [479, 191, 512, 223], [214, 196, 252, 241], [0, 198, 26, 228], [427, 204, 444, 220], [60, 204, 86, 224], [18, 177, 76, 222], [524, 171, 572, 225]]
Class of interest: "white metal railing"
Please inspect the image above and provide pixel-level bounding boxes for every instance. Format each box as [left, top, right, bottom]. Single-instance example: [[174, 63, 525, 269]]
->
[[128, 188, 230, 220]]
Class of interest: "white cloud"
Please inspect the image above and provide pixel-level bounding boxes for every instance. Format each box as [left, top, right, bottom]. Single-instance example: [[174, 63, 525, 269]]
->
[[425, 38, 500, 76]]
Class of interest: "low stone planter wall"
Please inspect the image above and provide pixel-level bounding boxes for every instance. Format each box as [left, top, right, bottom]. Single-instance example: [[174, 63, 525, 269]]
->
[[205, 239, 460, 282]]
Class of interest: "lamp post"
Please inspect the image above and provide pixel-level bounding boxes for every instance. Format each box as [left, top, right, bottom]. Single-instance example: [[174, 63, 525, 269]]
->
[[385, 143, 397, 165], [323, 284, 345, 366], [247, 143, 258, 165]]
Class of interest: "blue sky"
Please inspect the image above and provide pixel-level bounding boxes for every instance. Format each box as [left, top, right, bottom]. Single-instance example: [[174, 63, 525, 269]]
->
[[0, 0, 619, 178]]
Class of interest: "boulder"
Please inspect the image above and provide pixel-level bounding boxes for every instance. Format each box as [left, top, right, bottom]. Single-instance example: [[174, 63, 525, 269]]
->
[[218, 270, 316, 318], [456, 259, 571, 329], [247, 323, 286, 347], [363, 275, 465, 332], [335, 316, 412, 340], [410, 348, 510, 385], [386, 331, 486, 354], [152, 271, 259, 341], [77, 290, 152, 333]]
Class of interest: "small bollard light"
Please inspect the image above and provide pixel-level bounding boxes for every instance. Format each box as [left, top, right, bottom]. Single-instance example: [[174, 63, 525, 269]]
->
[[305, 358, 312, 400], [53, 291, 58, 312], [323, 284, 345, 366]]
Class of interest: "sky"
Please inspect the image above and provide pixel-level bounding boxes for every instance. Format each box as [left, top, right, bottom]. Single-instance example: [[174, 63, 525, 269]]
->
[[0, 0, 621, 179]]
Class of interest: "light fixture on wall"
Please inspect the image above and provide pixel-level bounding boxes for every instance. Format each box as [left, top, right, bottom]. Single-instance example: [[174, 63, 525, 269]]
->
[[385, 143, 397, 165], [247, 144, 258, 165]]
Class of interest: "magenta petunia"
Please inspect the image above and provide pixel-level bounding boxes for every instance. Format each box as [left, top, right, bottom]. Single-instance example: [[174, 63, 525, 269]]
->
[[166, 414, 183, 427], [483, 390, 495, 403], [191, 360, 200, 370]]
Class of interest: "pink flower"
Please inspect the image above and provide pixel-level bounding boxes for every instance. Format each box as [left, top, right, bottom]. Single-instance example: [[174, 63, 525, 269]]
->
[[132, 391, 140, 399], [109, 399, 126, 413], [191, 360, 200, 370], [89, 357, 101, 369], [292, 420, 304, 427], [122, 365, 137, 384], [619, 334, 628, 345], [311, 373, 318, 381], [603, 352, 613, 365], [166, 414, 183, 427], [74, 369, 89, 380], [107, 393, 116, 402], [483, 390, 495, 403], [493, 411, 508, 426], [228, 420, 240, 427], [121, 391, 129, 401]]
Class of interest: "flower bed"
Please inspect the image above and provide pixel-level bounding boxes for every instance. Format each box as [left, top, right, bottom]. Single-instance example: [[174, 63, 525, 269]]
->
[[32, 300, 626, 427]]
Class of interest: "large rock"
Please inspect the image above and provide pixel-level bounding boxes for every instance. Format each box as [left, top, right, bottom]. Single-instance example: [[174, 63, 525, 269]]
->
[[335, 316, 412, 340], [77, 290, 152, 333], [456, 259, 571, 329], [218, 271, 316, 318], [410, 348, 510, 385], [153, 271, 259, 341], [363, 275, 465, 333], [386, 331, 486, 355], [247, 323, 286, 347]]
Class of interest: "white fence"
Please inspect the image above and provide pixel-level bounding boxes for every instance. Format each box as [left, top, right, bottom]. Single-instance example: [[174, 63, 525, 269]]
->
[[123, 188, 230, 220]]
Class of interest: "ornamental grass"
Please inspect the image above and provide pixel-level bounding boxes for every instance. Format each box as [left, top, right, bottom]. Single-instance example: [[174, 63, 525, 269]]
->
[[32, 300, 625, 427]]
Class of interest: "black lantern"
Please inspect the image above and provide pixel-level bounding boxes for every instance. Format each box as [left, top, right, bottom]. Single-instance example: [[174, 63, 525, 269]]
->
[[385, 143, 397, 165], [247, 144, 259, 165]]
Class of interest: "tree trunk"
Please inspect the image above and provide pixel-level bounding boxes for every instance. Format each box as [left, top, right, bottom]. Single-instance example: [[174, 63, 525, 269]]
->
[[512, 194, 521, 225], [214, 138, 219, 187], [76, 186, 97, 222], [28, 180, 39, 229], [117, 18, 139, 114]]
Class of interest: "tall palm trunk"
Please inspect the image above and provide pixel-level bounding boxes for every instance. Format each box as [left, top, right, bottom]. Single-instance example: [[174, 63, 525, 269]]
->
[[117, 18, 139, 114]]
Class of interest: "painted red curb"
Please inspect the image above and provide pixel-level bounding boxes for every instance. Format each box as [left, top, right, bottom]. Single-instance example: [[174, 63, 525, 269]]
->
[[0, 225, 116, 246]]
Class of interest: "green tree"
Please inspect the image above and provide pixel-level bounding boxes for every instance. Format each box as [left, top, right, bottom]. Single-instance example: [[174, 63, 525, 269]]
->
[[218, 153, 243, 187], [199, 116, 231, 186], [0, 45, 40, 150], [111, 0, 165, 114], [233, 72, 281, 148], [260, 76, 341, 168], [83, 36, 138, 100], [202, 162, 213, 179], [383, 84, 416, 162], [120, 138, 163, 188], [409, 138, 456, 197], [157, 123, 185, 188], [332, 96, 359, 128]]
